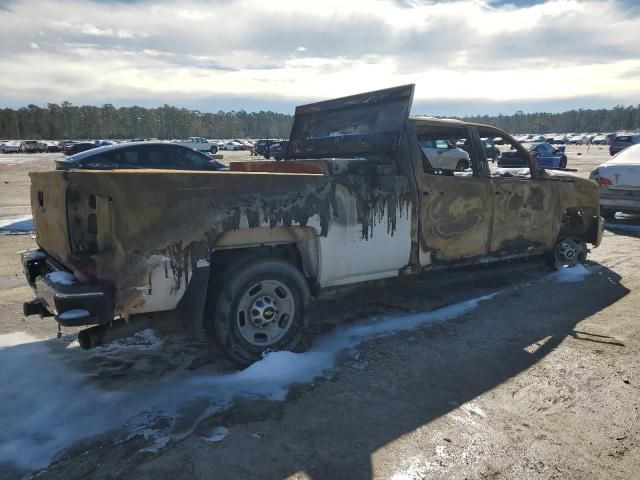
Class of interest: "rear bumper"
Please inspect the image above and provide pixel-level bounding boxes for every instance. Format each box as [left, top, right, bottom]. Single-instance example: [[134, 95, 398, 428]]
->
[[21, 249, 114, 326]]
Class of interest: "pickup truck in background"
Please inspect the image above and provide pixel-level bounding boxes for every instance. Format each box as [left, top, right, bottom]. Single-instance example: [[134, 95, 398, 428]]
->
[[21, 85, 603, 365], [175, 137, 219, 154], [20, 140, 47, 153]]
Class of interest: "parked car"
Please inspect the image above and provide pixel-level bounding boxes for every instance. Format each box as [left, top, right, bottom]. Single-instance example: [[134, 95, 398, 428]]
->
[[58, 140, 75, 150], [56, 142, 225, 171], [176, 137, 218, 154], [609, 134, 640, 156], [482, 138, 500, 161], [0, 141, 20, 153], [224, 140, 244, 151], [458, 138, 498, 163], [493, 137, 504, 145], [254, 139, 278, 158], [552, 135, 568, 145], [45, 141, 61, 152], [420, 139, 470, 170], [590, 143, 640, 219], [20, 140, 46, 153], [21, 84, 602, 366], [269, 141, 289, 161], [567, 134, 589, 145], [63, 142, 98, 156], [498, 142, 567, 168]]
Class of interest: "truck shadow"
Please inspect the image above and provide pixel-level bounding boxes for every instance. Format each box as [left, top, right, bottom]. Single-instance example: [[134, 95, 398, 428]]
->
[[1, 260, 629, 480]]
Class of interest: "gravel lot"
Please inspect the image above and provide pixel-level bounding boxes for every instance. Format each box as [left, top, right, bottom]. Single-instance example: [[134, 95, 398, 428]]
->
[[0, 145, 638, 480]]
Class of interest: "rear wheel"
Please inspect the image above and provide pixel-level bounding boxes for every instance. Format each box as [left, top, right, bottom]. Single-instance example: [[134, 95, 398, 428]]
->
[[546, 237, 587, 270], [560, 156, 567, 168], [208, 257, 310, 366]]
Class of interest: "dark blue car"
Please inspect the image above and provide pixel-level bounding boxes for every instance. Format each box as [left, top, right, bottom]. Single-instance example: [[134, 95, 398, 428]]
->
[[498, 142, 567, 168]]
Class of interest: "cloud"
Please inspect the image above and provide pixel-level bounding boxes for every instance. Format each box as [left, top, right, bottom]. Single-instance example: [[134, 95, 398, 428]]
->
[[0, 0, 638, 115]]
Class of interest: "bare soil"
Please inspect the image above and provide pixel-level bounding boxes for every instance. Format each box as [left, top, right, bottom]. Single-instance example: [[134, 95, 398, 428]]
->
[[0, 145, 638, 479]]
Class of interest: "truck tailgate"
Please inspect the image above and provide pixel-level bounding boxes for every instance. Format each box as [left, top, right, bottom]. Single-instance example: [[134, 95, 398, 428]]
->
[[30, 171, 71, 264]]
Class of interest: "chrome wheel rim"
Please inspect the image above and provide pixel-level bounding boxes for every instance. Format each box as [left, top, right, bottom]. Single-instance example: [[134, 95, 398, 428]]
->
[[236, 279, 295, 347], [554, 238, 585, 267]]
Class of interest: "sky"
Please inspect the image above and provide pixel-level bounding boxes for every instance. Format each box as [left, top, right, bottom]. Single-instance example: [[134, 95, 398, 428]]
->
[[0, 0, 639, 116]]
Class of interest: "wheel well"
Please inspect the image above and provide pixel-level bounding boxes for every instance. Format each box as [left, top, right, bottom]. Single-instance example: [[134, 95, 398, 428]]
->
[[558, 207, 598, 243], [203, 244, 308, 329]]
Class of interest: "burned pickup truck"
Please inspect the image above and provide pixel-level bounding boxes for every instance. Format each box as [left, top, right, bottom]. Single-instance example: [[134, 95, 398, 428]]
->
[[21, 85, 603, 365]]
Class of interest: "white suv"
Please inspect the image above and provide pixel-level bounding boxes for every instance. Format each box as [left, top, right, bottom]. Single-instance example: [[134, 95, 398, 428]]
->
[[418, 139, 470, 170]]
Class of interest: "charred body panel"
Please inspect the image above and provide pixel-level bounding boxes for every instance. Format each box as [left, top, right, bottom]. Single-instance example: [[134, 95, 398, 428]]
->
[[30, 167, 413, 318]]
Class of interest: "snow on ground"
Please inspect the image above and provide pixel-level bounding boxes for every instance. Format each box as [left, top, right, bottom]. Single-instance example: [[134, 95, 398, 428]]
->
[[548, 264, 593, 283], [0, 293, 496, 472], [0, 215, 33, 234]]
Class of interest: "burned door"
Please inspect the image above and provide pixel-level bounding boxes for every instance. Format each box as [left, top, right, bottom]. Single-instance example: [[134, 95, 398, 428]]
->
[[489, 177, 558, 255], [416, 124, 494, 265]]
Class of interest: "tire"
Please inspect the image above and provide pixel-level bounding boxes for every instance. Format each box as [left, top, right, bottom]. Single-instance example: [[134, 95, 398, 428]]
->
[[210, 146, 217, 154], [264, 155, 270, 160], [275, 156, 282, 161], [560, 156, 567, 168], [456, 159, 469, 170], [545, 237, 587, 270], [208, 257, 310, 366]]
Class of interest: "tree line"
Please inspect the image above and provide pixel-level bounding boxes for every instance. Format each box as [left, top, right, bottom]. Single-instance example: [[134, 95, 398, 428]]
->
[[1, 101, 639, 140], [0, 103, 294, 140], [461, 105, 640, 134]]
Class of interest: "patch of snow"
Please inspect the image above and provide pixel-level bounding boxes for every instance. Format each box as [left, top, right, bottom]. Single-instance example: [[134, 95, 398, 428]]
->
[[0, 215, 33, 235], [0, 293, 497, 471], [201, 426, 229, 443], [19, 249, 47, 260], [47, 271, 77, 285], [548, 264, 592, 283], [57, 309, 90, 321]]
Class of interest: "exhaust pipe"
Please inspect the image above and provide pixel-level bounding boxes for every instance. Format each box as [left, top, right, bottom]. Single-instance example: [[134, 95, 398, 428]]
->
[[78, 316, 154, 350]]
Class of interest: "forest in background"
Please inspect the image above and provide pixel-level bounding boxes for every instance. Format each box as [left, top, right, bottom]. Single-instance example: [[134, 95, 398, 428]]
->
[[1, 102, 639, 140]]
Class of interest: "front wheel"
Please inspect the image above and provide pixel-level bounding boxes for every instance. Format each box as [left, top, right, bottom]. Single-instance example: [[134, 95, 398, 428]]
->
[[209, 257, 310, 366], [546, 237, 587, 270]]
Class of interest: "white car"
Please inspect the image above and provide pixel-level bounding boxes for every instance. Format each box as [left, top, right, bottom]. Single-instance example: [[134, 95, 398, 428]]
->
[[568, 134, 589, 145], [224, 141, 244, 151], [1, 141, 20, 153], [176, 137, 218, 153], [590, 143, 640, 219], [418, 139, 470, 170]]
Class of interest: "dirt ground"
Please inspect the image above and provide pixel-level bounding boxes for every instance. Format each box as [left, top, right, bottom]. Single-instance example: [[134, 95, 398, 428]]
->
[[0, 145, 638, 479]]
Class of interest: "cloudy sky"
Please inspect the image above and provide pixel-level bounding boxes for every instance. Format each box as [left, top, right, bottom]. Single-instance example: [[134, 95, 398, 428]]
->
[[0, 0, 639, 116]]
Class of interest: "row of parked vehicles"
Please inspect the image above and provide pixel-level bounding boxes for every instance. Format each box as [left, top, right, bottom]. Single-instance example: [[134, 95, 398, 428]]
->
[[0, 137, 257, 156], [509, 133, 617, 145], [0, 140, 64, 153]]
